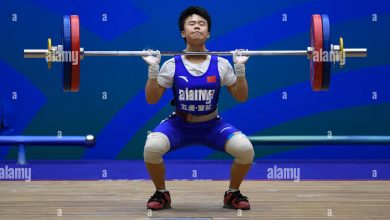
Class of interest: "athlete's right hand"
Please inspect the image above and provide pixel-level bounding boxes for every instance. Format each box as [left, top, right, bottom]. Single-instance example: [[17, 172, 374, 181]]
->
[[142, 49, 161, 66]]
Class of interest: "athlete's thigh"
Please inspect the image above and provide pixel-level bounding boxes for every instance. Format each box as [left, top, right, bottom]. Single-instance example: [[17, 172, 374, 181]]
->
[[202, 118, 241, 152], [152, 115, 192, 151]]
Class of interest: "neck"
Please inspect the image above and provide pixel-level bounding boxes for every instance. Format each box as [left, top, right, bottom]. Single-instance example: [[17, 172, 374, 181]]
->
[[185, 44, 207, 52], [184, 44, 208, 60]]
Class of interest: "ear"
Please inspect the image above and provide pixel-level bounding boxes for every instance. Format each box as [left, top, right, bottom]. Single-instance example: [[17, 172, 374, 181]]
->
[[181, 31, 186, 38], [207, 32, 210, 38]]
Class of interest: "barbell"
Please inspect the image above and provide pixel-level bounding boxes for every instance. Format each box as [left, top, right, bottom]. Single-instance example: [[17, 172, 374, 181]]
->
[[23, 14, 367, 92]]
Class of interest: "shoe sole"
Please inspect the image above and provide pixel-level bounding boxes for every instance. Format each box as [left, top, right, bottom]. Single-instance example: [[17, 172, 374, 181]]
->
[[147, 204, 171, 210]]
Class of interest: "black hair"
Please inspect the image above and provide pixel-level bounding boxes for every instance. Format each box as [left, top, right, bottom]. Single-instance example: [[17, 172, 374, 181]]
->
[[179, 6, 211, 33]]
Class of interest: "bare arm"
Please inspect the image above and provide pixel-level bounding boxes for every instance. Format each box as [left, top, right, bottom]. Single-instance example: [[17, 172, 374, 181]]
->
[[145, 78, 166, 104], [227, 77, 248, 102]]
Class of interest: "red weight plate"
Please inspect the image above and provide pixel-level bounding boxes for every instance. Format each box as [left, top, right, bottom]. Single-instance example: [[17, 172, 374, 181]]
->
[[310, 14, 323, 91], [70, 15, 80, 92]]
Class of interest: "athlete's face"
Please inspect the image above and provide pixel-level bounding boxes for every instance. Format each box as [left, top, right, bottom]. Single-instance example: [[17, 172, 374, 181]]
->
[[181, 14, 210, 45]]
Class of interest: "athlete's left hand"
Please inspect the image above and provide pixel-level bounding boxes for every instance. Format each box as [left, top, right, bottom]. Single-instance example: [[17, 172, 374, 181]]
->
[[233, 49, 249, 64]]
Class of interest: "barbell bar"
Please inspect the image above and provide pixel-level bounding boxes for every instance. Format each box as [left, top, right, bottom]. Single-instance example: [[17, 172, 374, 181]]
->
[[24, 49, 367, 58], [23, 14, 367, 92]]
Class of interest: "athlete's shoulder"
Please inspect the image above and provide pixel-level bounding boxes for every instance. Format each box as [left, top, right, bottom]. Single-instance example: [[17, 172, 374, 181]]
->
[[160, 57, 176, 70], [216, 56, 233, 70], [162, 57, 175, 65], [217, 56, 229, 63], [217, 56, 232, 66]]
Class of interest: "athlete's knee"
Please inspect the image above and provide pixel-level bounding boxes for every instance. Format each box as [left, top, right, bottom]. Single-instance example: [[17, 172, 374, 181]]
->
[[225, 133, 254, 164], [143, 132, 170, 164]]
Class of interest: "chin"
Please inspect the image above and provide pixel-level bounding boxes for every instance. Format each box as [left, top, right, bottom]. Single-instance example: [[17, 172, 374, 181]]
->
[[187, 39, 207, 45]]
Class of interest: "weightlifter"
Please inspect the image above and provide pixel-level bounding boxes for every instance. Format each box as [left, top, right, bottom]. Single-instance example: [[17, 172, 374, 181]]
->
[[142, 6, 254, 210]]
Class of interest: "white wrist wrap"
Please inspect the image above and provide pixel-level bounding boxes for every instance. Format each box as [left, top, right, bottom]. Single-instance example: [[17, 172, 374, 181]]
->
[[234, 63, 245, 78], [148, 64, 159, 79]]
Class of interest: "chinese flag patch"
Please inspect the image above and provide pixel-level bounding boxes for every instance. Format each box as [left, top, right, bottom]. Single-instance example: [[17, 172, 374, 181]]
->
[[207, 76, 216, 83]]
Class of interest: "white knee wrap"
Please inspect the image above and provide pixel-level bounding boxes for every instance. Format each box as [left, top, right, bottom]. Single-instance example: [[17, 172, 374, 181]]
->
[[143, 132, 170, 164], [225, 133, 255, 164]]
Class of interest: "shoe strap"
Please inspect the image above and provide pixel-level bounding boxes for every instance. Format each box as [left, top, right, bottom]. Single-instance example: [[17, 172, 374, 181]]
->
[[228, 190, 248, 203], [148, 191, 168, 204]]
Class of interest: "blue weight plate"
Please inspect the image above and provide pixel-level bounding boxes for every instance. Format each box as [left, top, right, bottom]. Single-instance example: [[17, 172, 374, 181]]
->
[[321, 14, 331, 91], [62, 15, 72, 92]]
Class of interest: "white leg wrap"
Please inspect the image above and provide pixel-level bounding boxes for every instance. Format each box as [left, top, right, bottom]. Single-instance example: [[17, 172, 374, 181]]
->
[[225, 133, 255, 164], [143, 132, 170, 164]]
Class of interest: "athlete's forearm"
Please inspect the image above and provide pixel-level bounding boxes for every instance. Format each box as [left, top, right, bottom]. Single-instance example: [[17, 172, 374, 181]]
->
[[233, 63, 248, 102], [145, 78, 160, 104], [145, 63, 162, 104], [233, 77, 248, 102]]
